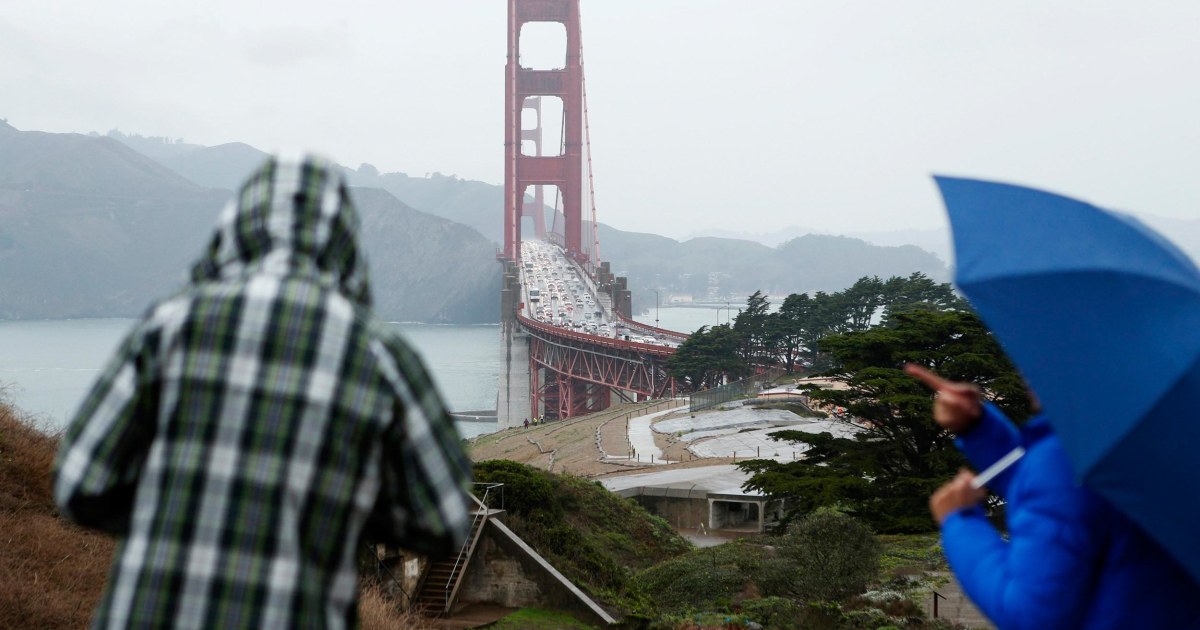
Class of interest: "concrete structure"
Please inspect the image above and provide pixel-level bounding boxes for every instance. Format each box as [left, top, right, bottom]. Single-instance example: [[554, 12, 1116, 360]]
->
[[498, 262, 532, 429], [383, 498, 616, 626], [459, 519, 616, 626], [601, 465, 783, 534]]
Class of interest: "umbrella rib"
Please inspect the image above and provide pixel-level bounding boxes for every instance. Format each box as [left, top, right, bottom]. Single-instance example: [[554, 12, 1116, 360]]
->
[[958, 266, 1200, 295]]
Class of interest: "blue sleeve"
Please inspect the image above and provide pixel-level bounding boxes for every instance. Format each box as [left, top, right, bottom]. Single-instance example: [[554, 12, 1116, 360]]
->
[[955, 402, 1021, 497], [940, 441, 1105, 630]]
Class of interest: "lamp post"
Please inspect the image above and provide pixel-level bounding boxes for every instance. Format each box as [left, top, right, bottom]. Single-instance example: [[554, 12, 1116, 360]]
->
[[653, 289, 660, 329], [718, 301, 733, 326]]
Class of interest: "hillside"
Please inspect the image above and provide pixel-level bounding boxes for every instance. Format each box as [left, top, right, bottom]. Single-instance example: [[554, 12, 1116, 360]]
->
[[0, 122, 229, 318], [472, 460, 692, 612], [354, 187, 500, 323], [0, 402, 114, 629], [598, 225, 949, 314], [0, 124, 498, 323]]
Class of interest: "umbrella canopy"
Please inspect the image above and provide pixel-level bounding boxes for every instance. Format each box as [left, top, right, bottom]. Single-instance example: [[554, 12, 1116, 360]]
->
[[935, 175, 1200, 584]]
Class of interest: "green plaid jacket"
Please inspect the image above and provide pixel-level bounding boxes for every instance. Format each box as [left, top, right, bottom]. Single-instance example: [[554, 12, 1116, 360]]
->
[[54, 156, 472, 629]]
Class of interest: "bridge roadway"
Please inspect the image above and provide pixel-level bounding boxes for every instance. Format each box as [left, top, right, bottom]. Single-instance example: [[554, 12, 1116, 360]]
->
[[517, 239, 687, 347], [511, 239, 689, 419]]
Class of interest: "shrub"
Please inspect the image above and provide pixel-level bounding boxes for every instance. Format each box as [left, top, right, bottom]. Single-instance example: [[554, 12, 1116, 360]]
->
[[633, 541, 773, 615], [775, 509, 882, 601], [739, 596, 805, 629]]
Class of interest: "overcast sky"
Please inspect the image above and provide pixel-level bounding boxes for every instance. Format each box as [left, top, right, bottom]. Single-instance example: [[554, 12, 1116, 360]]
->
[[3, 1, 1197, 240]]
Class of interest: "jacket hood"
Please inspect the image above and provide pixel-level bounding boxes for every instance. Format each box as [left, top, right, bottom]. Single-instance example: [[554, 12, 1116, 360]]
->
[[190, 155, 372, 306]]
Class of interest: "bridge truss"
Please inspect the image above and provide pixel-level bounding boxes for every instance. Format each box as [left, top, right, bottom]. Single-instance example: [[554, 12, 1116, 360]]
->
[[521, 315, 676, 419]]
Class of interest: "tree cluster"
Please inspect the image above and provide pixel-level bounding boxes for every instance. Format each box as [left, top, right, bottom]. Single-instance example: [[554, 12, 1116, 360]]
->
[[666, 273, 1031, 533], [740, 309, 1032, 533], [667, 273, 964, 389]]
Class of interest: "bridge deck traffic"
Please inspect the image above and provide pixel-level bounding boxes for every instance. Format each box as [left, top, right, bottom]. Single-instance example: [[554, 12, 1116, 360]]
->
[[518, 239, 686, 349]]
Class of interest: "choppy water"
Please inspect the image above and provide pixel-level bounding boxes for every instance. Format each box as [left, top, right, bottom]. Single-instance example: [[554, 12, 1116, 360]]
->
[[0, 319, 501, 439]]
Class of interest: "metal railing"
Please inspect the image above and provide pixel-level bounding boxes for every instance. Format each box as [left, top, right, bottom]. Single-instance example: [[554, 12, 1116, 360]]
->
[[689, 367, 786, 412], [442, 483, 503, 611]]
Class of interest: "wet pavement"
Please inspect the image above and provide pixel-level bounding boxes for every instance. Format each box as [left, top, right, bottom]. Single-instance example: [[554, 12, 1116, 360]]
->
[[642, 402, 861, 462]]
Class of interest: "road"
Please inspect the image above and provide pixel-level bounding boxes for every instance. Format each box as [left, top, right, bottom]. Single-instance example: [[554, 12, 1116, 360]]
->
[[518, 238, 681, 348]]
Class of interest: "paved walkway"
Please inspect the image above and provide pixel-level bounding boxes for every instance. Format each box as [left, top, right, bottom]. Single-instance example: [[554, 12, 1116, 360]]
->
[[643, 403, 861, 462], [626, 407, 681, 464], [927, 572, 994, 629]]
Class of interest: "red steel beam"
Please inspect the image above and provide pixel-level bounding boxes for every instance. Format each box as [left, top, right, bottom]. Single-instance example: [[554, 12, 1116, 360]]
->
[[504, 0, 584, 262], [520, 314, 677, 419]]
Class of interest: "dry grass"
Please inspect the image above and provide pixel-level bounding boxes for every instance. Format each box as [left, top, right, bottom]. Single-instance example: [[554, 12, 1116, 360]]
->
[[0, 399, 438, 629], [0, 401, 115, 629], [358, 580, 439, 630]]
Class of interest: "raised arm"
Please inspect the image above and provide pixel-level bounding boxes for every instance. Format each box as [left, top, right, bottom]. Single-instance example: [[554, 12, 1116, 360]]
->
[[940, 440, 1104, 630], [905, 364, 1021, 496]]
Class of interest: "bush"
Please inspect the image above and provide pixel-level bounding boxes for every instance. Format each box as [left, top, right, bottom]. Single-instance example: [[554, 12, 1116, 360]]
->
[[739, 596, 805, 629], [775, 510, 882, 601], [633, 541, 773, 615]]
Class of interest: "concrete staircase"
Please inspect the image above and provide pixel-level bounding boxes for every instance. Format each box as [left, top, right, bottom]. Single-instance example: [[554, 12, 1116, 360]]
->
[[414, 503, 491, 616]]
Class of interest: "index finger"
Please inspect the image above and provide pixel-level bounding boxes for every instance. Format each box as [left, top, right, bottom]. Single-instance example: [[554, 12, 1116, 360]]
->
[[905, 363, 949, 392]]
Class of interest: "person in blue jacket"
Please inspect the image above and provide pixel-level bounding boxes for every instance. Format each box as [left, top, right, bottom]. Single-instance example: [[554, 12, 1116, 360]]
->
[[907, 364, 1200, 630]]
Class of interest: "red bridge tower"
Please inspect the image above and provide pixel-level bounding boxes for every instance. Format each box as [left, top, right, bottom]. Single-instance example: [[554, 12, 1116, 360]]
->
[[504, 0, 583, 262]]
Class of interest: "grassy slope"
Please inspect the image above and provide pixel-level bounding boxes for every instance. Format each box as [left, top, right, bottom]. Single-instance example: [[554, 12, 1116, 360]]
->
[[0, 399, 432, 629], [0, 403, 114, 629], [473, 461, 693, 613]]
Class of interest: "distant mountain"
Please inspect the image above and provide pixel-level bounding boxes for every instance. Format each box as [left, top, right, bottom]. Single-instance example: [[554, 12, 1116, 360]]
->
[[598, 224, 949, 313], [340, 164, 950, 307], [0, 123, 498, 323], [346, 169, 510, 244], [157, 142, 270, 190], [354, 188, 500, 323], [685, 225, 819, 248], [844, 228, 953, 265], [101, 128, 952, 320], [0, 122, 226, 318]]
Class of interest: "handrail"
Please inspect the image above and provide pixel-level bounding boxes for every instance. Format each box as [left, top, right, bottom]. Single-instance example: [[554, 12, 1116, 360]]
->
[[442, 483, 503, 611]]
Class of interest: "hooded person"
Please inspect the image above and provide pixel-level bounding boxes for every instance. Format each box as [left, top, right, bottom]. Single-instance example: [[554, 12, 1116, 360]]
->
[[54, 155, 473, 629]]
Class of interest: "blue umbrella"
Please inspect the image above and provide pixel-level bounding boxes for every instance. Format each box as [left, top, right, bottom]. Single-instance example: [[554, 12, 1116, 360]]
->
[[935, 175, 1200, 585]]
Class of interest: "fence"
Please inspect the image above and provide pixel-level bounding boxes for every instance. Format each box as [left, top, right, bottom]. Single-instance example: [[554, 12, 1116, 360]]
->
[[689, 367, 787, 412]]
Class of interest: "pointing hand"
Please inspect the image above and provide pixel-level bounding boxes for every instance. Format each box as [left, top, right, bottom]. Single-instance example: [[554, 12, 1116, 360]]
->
[[905, 363, 983, 434]]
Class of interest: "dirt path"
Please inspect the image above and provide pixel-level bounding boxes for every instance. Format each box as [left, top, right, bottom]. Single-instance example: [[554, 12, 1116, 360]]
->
[[470, 400, 776, 480], [470, 401, 695, 477]]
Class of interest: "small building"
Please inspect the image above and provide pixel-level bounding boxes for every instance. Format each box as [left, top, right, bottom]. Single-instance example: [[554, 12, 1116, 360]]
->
[[600, 465, 783, 533]]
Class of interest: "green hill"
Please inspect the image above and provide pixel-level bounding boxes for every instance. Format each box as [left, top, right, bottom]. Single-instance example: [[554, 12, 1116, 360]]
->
[[473, 460, 692, 612]]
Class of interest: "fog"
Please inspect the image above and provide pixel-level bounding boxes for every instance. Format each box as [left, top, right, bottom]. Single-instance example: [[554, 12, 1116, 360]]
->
[[3, 1, 1197, 240]]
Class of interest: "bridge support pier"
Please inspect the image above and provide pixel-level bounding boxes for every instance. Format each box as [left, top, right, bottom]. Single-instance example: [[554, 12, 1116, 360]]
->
[[497, 264, 533, 430]]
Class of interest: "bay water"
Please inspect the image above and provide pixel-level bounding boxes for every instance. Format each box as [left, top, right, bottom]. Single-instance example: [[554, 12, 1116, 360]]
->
[[0, 306, 721, 440], [0, 319, 502, 439]]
